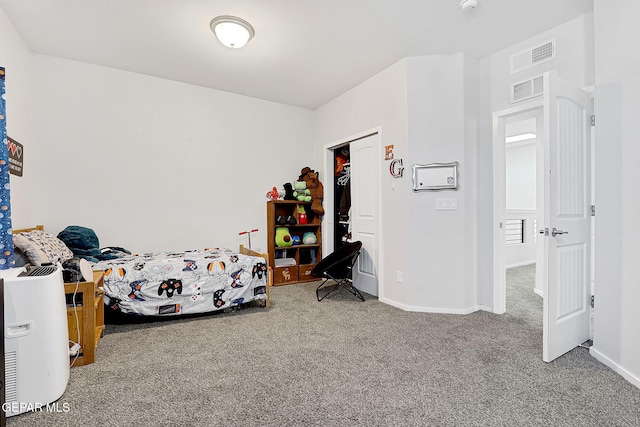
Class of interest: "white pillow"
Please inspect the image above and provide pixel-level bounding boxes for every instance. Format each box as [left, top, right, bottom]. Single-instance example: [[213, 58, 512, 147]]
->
[[12, 230, 74, 266]]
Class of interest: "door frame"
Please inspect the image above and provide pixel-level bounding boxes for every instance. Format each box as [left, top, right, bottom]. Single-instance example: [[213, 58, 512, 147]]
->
[[322, 126, 383, 298], [493, 99, 543, 314], [493, 78, 595, 358]]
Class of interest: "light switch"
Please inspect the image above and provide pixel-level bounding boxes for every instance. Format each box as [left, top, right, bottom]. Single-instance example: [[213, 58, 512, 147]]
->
[[436, 198, 458, 210]]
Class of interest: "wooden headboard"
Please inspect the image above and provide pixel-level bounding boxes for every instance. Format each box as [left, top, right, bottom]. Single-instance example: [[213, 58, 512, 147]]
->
[[12, 225, 44, 234]]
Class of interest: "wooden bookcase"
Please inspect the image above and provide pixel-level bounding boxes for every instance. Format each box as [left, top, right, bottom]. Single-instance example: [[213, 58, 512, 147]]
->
[[267, 200, 322, 285], [64, 270, 105, 366]]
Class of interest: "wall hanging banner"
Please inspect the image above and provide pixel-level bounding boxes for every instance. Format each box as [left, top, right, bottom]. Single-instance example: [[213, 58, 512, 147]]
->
[[0, 67, 15, 268], [7, 136, 23, 176]]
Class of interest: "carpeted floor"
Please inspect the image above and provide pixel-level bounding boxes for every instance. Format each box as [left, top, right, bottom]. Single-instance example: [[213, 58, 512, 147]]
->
[[7, 266, 640, 426]]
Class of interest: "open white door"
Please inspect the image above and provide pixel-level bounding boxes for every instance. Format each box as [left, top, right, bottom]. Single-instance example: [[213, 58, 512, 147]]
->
[[542, 72, 592, 362], [350, 133, 380, 297]]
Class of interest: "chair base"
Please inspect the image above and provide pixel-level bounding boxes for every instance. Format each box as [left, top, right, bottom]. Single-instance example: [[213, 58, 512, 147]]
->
[[316, 278, 365, 302]]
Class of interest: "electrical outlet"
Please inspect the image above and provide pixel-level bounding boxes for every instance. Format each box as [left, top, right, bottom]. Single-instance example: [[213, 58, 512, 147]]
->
[[396, 271, 403, 283]]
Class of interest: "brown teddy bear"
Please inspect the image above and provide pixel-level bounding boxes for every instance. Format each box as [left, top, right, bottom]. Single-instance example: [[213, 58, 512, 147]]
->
[[299, 167, 325, 215]]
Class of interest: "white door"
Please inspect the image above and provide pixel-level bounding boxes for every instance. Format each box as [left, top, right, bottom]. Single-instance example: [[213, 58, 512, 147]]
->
[[350, 133, 380, 296], [542, 72, 592, 362]]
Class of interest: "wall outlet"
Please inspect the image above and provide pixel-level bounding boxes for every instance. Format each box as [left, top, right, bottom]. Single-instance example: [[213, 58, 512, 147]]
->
[[396, 271, 403, 283]]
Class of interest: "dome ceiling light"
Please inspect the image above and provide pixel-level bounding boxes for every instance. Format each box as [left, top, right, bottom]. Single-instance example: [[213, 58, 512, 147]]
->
[[210, 15, 255, 49]]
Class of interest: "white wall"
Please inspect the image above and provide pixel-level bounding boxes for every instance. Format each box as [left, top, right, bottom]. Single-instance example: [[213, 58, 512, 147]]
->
[[24, 55, 313, 253], [0, 6, 34, 227], [504, 141, 537, 268], [591, 0, 640, 388], [405, 54, 477, 312], [506, 142, 536, 210], [314, 59, 409, 306], [315, 54, 478, 313]]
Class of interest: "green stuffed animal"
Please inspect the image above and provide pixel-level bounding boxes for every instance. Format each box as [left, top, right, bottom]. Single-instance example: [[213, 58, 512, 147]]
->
[[302, 232, 317, 245], [275, 227, 293, 247], [293, 180, 311, 202]]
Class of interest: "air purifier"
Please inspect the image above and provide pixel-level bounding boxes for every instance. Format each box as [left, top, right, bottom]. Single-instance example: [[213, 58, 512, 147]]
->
[[2, 265, 70, 417]]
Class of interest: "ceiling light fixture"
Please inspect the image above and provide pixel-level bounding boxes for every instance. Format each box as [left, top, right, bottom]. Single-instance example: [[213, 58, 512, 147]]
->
[[505, 133, 536, 143], [460, 0, 478, 12], [210, 15, 255, 49]]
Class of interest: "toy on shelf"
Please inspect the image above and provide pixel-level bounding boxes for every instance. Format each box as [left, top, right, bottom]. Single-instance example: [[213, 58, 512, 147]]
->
[[283, 183, 296, 200], [275, 227, 293, 247], [297, 205, 308, 224], [293, 180, 311, 202], [266, 186, 283, 200], [276, 215, 296, 225], [299, 167, 324, 215], [302, 231, 317, 245]]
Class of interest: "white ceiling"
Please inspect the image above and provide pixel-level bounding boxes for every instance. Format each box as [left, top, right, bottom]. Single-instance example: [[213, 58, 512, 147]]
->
[[0, 0, 593, 110]]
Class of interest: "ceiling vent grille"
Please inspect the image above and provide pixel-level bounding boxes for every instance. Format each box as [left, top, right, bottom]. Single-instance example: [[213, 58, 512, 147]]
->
[[510, 39, 556, 74], [510, 74, 544, 103]]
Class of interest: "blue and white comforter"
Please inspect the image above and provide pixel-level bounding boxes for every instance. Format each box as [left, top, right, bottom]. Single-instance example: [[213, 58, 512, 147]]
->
[[92, 248, 268, 316]]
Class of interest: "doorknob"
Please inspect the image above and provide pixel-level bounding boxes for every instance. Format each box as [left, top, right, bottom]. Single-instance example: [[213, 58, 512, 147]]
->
[[551, 227, 568, 237]]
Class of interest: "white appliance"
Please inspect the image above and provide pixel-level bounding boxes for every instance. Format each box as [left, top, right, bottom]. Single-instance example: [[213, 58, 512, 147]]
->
[[2, 266, 70, 417]]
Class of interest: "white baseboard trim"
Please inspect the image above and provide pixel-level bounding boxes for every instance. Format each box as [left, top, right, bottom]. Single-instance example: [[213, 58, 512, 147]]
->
[[506, 261, 536, 269], [590, 346, 640, 389], [533, 288, 543, 298], [378, 297, 483, 315]]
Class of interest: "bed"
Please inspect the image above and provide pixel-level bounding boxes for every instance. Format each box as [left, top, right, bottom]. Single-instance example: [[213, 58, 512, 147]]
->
[[11, 226, 271, 318], [93, 245, 271, 317]]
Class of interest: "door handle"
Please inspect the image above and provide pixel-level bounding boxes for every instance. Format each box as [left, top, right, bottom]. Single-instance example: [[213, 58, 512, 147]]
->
[[551, 227, 567, 237]]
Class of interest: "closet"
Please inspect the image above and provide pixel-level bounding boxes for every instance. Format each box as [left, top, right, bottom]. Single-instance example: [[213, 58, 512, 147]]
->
[[325, 131, 380, 297], [333, 146, 351, 250]]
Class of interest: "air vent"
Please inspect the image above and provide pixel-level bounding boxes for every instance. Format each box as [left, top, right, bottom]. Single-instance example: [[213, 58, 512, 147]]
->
[[18, 265, 57, 277], [5, 351, 18, 403], [510, 39, 556, 74], [510, 74, 544, 103]]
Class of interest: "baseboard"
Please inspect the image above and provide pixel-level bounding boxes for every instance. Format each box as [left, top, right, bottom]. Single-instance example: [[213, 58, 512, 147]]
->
[[533, 288, 543, 298], [378, 297, 481, 315], [590, 346, 640, 389], [506, 261, 536, 269]]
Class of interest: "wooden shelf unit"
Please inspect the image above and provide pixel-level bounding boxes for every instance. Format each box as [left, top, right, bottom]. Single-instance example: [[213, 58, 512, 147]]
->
[[267, 200, 322, 285], [64, 270, 105, 366]]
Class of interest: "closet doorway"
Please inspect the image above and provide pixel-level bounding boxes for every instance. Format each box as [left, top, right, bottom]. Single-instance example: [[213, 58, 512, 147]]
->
[[323, 129, 381, 297]]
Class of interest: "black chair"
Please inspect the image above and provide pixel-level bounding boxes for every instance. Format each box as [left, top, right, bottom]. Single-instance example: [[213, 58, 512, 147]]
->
[[311, 241, 364, 301]]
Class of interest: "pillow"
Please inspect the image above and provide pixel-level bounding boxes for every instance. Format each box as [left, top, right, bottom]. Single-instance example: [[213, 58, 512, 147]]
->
[[12, 230, 74, 266]]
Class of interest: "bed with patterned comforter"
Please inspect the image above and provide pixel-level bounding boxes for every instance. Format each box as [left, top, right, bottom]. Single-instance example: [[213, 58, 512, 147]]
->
[[92, 247, 269, 316]]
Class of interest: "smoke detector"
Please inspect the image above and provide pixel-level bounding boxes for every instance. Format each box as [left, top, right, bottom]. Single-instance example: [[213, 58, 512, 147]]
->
[[460, 0, 478, 12]]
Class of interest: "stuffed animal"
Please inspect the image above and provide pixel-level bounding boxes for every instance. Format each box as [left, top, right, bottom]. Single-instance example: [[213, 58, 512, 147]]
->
[[266, 186, 283, 200], [275, 227, 293, 247], [302, 232, 317, 245], [299, 167, 325, 215], [293, 180, 311, 202], [297, 205, 308, 224], [283, 182, 296, 200]]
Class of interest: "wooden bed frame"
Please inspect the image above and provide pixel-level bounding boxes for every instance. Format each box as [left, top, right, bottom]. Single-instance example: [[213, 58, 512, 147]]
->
[[13, 226, 272, 308], [12, 225, 44, 234], [239, 244, 272, 308]]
